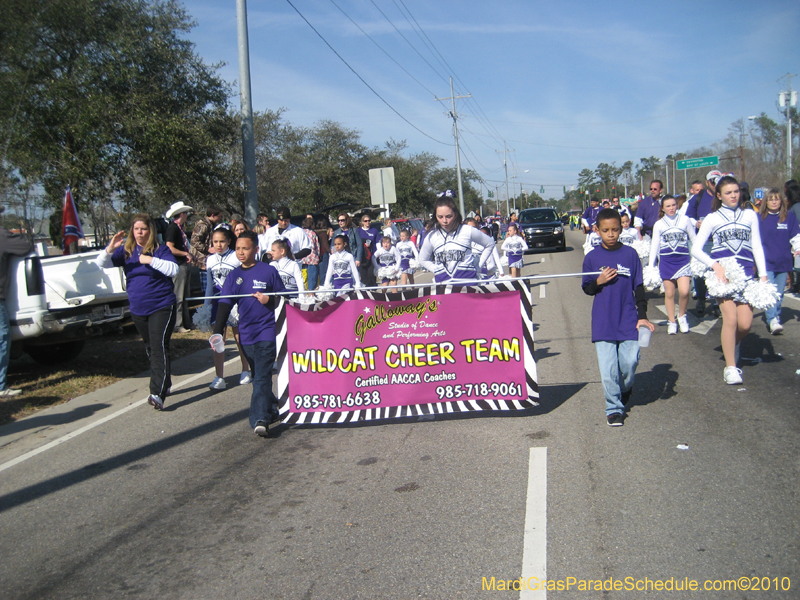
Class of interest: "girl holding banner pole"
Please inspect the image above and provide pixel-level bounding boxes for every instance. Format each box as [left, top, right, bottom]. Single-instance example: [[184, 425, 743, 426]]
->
[[419, 191, 496, 283]]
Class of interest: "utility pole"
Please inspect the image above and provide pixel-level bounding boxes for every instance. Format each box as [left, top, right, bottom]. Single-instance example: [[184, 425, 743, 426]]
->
[[435, 78, 471, 217], [236, 0, 258, 225], [504, 143, 510, 217], [779, 74, 798, 181]]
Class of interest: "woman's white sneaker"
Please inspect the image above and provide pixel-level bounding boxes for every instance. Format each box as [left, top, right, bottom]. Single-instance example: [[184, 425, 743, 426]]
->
[[769, 318, 783, 335], [723, 366, 743, 385], [678, 314, 689, 333]]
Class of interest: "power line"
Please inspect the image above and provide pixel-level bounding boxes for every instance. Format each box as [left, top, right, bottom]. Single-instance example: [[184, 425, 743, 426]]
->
[[285, 0, 450, 146], [328, 0, 437, 98], [368, 0, 449, 87]]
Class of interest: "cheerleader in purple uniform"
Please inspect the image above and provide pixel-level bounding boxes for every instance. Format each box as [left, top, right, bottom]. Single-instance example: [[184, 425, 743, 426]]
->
[[691, 176, 768, 385], [206, 226, 251, 390], [324, 235, 362, 292], [648, 196, 696, 334], [501, 224, 528, 278], [372, 236, 401, 287], [395, 229, 419, 285]]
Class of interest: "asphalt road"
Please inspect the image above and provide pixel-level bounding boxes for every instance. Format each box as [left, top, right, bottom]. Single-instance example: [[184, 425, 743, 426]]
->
[[1, 228, 798, 599]]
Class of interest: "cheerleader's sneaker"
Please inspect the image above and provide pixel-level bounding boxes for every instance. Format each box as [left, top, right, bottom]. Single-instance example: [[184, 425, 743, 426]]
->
[[667, 321, 678, 335], [769, 318, 783, 335], [723, 366, 743, 385], [239, 371, 252, 385], [678, 314, 690, 333], [209, 377, 227, 390]]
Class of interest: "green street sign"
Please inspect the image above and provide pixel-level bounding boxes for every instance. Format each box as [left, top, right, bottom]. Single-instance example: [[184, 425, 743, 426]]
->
[[676, 156, 719, 170], [540, 186, 545, 194]]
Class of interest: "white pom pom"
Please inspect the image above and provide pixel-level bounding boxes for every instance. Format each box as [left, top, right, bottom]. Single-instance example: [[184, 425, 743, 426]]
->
[[743, 280, 780, 310], [408, 258, 419, 270], [690, 258, 709, 278], [500, 255, 509, 267], [376, 266, 399, 281], [298, 294, 317, 305], [632, 239, 650, 261], [315, 287, 335, 302], [192, 304, 213, 333], [643, 265, 662, 291], [226, 303, 239, 327], [704, 257, 748, 297]]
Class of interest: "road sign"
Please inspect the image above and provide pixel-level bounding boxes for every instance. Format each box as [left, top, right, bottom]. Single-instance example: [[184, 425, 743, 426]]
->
[[540, 186, 545, 194], [369, 167, 396, 205], [676, 156, 719, 170], [754, 188, 764, 200]]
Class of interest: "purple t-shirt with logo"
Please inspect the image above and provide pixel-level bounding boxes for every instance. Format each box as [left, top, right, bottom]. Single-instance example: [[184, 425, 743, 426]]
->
[[582, 244, 643, 342], [111, 244, 176, 316], [219, 262, 286, 345], [759, 211, 800, 273]]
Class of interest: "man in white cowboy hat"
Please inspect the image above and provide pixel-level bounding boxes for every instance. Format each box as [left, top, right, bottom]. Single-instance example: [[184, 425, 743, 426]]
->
[[164, 201, 195, 332]]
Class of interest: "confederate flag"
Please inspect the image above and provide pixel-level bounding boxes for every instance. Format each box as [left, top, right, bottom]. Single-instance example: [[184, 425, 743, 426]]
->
[[62, 186, 84, 254]]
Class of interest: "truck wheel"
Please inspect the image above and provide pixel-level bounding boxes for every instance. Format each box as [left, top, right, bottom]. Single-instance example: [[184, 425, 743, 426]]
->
[[24, 340, 86, 365]]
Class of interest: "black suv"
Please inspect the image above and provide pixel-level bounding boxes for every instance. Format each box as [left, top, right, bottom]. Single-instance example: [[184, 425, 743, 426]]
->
[[518, 208, 565, 251]]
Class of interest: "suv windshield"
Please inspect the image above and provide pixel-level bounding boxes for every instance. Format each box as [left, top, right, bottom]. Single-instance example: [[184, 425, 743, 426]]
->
[[519, 210, 558, 224]]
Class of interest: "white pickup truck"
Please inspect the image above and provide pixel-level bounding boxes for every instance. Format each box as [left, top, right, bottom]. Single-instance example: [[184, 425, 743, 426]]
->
[[7, 250, 129, 364]]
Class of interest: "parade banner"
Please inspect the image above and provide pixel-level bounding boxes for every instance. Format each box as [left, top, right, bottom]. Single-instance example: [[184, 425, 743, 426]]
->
[[275, 280, 538, 425]]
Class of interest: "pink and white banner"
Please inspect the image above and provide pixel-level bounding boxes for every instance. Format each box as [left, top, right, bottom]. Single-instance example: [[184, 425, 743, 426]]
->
[[275, 280, 538, 425]]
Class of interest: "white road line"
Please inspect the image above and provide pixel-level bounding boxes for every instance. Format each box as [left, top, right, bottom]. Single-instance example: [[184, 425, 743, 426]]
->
[[520, 447, 547, 600], [0, 356, 241, 475], [539, 284, 546, 299]]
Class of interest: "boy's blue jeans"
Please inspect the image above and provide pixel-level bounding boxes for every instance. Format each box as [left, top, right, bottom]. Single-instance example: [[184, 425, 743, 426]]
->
[[241, 340, 277, 428], [595, 340, 640, 416]]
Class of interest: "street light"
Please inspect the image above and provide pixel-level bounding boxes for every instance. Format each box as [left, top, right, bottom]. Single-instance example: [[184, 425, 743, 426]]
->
[[779, 83, 798, 181]]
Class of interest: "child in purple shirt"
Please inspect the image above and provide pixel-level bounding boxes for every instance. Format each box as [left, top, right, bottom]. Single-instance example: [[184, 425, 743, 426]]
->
[[582, 209, 654, 427], [213, 231, 286, 436]]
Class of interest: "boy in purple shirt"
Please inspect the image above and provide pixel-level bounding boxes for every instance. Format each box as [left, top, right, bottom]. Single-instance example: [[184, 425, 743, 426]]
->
[[214, 231, 286, 436], [582, 209, 654, 427]]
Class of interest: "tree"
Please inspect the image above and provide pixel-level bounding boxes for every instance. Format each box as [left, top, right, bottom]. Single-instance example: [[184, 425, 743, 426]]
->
[[0, 0, 236, 216]]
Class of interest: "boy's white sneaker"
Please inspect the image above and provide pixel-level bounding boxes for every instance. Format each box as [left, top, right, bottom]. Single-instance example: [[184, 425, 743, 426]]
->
[[678, 314, 689, 333], [667, 321, 678, 335], [723, 366, 743, 385], [239, 371, 252, 385]]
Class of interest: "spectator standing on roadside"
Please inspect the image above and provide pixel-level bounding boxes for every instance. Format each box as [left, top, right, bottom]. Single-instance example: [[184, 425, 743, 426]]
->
[[301, 217, 321, 290], [97, 214, 178, 411], [685, 172, 722, 315], [190, 206, 224, 294], [258, 207, 311, 264], [355, 214, 379, 286], [0, 215, 32, 397], [164, 201, 195, 333], [634, 180, 664, 238]]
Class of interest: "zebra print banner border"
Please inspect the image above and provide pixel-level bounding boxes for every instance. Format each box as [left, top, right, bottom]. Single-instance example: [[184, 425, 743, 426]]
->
[[275, 280, 538, 425]]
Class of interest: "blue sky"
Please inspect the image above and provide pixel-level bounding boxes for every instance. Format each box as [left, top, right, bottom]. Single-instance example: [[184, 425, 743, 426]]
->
[[182, 0, 800, 198]]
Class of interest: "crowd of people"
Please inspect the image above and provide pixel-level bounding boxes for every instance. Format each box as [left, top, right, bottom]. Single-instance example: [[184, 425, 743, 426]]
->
[[79, 175, 800, 435], [580, 173, 800, 427], [93, 192, 530, 435]]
